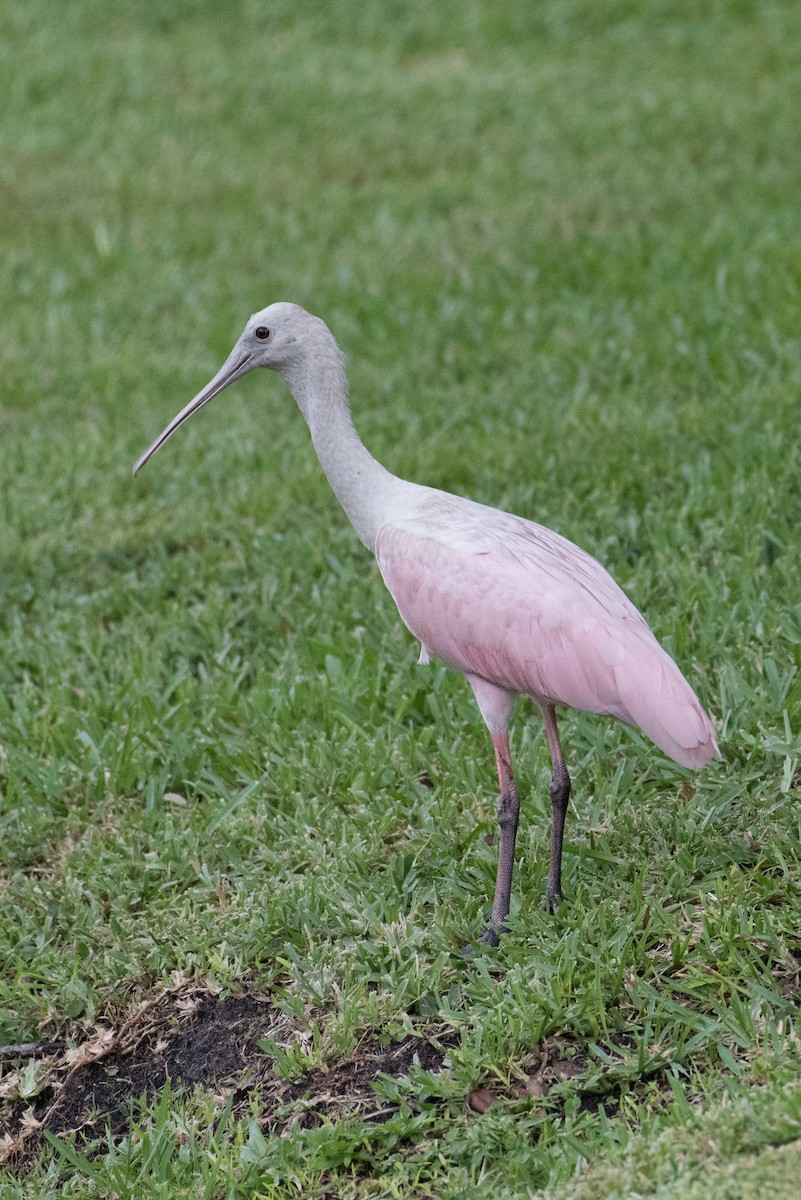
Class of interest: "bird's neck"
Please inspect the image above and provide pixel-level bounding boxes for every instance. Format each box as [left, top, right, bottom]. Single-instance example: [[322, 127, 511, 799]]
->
[[281, 347, 399, 552]]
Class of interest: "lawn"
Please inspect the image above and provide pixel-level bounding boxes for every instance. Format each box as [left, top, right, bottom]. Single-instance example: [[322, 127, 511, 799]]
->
[[2, 0, 801, 1195]]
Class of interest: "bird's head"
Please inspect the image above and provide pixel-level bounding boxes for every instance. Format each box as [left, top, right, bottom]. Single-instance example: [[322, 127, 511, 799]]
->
[[133, 302, 333, 475]]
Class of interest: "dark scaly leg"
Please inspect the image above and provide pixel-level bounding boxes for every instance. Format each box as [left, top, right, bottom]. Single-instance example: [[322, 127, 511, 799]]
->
[[464, 676, 518, 950], [479, 732, 520, 946], [541, 704, 571, 913]]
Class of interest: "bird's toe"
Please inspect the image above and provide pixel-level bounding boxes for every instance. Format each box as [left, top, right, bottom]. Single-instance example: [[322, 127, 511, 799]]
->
[[463, 923, 502, 954], [542, 889, 566, 915]]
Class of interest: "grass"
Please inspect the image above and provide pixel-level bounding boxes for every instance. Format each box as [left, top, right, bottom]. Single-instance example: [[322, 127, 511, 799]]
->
[[2, 0, 801, 1194]]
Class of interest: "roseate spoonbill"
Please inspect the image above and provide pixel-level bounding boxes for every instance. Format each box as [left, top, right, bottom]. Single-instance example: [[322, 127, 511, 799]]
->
[[134, 303, 720, 945]]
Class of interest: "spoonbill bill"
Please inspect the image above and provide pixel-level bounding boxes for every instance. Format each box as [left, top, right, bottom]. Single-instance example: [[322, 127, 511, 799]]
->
[[134, 303, 720, 945]]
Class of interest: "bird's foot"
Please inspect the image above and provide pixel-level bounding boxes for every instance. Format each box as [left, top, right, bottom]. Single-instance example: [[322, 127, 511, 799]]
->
[[542, 887, 565, 915], [463, 922, 503, 954], [479, 923, 502, 947]]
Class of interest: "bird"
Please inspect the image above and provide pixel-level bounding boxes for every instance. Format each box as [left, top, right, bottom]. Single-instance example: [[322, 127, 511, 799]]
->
[[134, 302, 720, 946]]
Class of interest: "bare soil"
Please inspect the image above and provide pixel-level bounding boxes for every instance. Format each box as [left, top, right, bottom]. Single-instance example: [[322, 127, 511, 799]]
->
[[0, 985, 456, 1171], [1, 985, 657, 1173]]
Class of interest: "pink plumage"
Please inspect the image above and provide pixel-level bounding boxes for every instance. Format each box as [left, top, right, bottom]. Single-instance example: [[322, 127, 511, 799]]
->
[[376, 496, 719, 771]]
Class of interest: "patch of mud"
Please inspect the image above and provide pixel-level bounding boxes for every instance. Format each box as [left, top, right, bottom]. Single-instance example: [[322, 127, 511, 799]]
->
[[0, 986, 454, 1170], [277, 1031, 452, 1129], [2, 984, 686, 1172], [46, 994, 274, 1139]]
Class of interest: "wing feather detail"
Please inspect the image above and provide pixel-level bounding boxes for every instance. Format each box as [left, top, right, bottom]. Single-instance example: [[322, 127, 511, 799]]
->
[[375, 506, 719, 769]]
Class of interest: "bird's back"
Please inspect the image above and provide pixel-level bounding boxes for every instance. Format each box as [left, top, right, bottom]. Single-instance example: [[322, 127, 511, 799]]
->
[[375, 491, 719, 769]]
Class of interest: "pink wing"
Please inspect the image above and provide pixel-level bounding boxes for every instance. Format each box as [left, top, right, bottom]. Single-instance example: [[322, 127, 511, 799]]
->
[[375, 503, 719, 769]]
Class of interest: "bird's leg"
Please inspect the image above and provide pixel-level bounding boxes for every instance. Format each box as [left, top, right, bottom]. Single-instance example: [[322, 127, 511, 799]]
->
[[480, 732, 520, 946], [541, 704, 571, 913]]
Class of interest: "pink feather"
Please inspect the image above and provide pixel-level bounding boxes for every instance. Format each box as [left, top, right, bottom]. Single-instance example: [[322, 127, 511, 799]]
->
[[376, 498, 719, 770]]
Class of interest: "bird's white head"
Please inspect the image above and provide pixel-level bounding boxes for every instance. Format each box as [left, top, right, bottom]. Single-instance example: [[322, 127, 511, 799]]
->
[[133, 302, 336, 475]]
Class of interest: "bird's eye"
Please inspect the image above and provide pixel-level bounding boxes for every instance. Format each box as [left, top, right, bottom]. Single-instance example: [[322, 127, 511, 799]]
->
[[255, 327, 271, 341]]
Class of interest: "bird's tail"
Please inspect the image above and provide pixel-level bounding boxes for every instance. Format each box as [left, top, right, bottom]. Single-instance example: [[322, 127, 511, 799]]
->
[[618, 636, 720, 769]]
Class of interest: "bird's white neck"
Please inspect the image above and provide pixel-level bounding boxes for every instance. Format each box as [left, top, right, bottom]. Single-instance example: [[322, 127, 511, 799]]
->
[[279, 339, 400, 552]]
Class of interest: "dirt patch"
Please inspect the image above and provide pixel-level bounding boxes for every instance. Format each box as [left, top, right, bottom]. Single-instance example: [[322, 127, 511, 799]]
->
[[0, 985, 455, 1170], [45, 993, 275, 1139], [2, 988, 664, 1171], [278, 1031, 451, 1129]]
